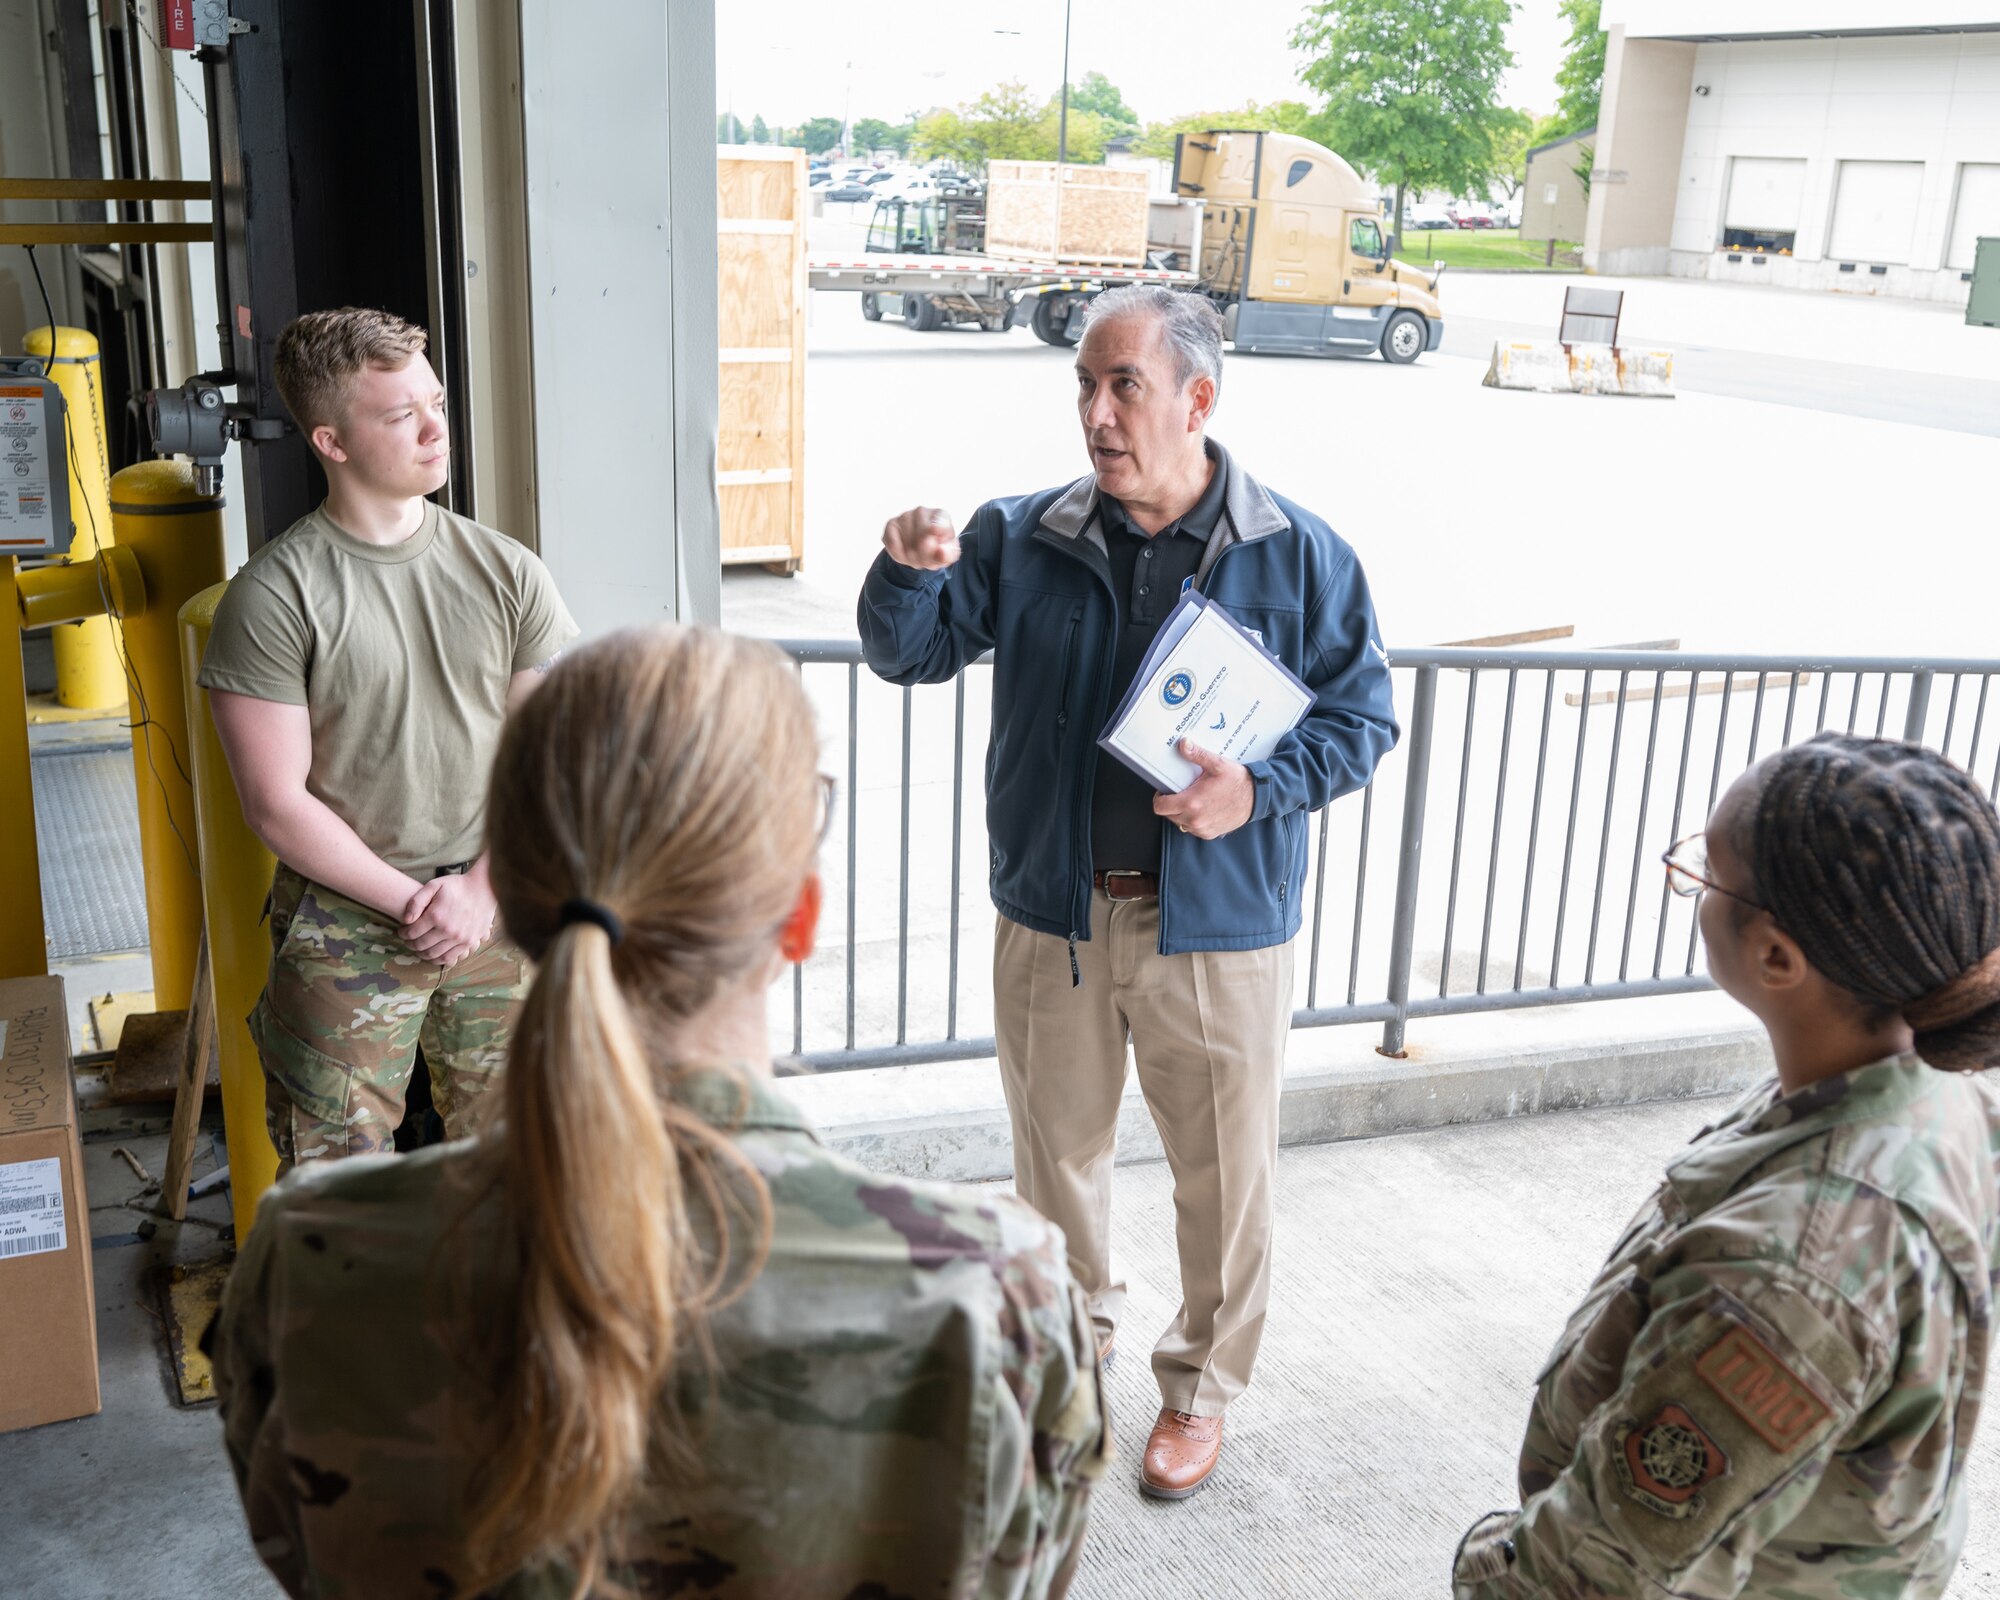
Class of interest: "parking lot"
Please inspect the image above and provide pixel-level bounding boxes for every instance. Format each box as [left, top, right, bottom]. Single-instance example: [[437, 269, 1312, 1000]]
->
[[725, 270, 2000, 656]]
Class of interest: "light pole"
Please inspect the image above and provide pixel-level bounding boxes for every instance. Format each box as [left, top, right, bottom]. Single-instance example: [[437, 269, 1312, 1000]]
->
[[1057, 0, 1073, 167]]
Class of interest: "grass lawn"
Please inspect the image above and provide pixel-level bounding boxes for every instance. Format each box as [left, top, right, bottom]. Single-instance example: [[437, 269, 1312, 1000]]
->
[[1389, 229, 1581, 270]]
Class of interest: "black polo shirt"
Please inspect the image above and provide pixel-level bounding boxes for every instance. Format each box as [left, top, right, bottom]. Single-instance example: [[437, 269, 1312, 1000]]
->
[[1090, 451, 1228, 872]]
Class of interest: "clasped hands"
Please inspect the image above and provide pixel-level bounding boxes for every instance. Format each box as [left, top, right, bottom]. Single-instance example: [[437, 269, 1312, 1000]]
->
[[400, 871, 496, 968]]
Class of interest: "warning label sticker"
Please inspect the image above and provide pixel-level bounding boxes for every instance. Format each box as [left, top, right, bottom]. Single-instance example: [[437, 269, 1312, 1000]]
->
[[0, 384, 56, 549], [0, 1157, 67, 1262]]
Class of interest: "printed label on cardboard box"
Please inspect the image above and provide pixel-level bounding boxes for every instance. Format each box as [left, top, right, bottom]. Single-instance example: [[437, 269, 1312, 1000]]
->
[[0, 1157, 66, 1261]]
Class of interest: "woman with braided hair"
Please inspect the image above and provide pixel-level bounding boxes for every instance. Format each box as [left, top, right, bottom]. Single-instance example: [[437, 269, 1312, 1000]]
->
[[1456, 733, 2000, 1599]]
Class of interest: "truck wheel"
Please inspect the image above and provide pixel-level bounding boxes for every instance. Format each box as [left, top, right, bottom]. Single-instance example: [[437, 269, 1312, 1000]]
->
[[904, 292, 941, 332], [1380, 312, 1427, 365], [861, 293, 882, 322], [1031, 293, 1082, 347]]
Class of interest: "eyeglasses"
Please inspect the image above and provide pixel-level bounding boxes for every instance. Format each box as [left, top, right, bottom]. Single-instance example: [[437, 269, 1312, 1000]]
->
[[1660, 833, 1765, 914]]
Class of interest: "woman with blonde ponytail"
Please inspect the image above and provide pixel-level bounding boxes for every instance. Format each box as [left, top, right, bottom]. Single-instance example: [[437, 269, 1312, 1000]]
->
[[212, 624, 1107, 1599]]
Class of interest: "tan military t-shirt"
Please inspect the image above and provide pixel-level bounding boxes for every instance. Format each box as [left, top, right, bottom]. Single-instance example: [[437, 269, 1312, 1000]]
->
[[198, 501, 577, 873]]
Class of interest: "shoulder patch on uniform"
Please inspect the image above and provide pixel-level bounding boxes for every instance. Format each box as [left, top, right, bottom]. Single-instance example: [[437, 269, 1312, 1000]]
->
[[1614, 1403, 1729, 1518], [1696, 1325, 1831, 1451]]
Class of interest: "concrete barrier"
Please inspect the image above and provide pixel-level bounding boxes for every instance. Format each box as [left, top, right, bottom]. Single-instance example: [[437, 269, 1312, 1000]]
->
[[1484, 339, 1676, 397]]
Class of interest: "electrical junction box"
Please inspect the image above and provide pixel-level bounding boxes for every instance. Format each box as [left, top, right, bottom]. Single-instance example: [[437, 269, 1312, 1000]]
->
[[1969, 238, 2000, 330], [0, 361, 70, 560]]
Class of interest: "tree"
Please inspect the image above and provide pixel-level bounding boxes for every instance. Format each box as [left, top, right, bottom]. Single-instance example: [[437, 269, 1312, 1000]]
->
[[797, 116, 845, 156], [1488, 106, 1536, 206], [1069, 70, 1139, 133], [852, 116, 917, 157], [1553, 0, 1605, 134], [1293, 0, 1515, 254], [750, 113, 769, 144], [1572, 143, 1595, 201], [716, 112, 741, 144], [1130, 100, 1317, 161], [911, 82, 1107, 167]]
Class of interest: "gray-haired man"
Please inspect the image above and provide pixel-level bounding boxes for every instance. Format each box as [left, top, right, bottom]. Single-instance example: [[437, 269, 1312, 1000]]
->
[[858, 287, 1398, 1496]]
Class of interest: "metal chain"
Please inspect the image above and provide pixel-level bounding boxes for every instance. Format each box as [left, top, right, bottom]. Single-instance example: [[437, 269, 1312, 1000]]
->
[[122, 1, 211, 124]]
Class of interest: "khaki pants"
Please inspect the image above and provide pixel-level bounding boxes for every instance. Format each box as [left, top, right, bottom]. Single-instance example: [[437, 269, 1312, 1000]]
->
[[249, 864, 528, 1174], [993, 890, 1293, 1415]]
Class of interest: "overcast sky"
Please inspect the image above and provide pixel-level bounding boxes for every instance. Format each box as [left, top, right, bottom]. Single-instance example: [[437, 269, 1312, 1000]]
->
[[716, 1, 1572, 131]]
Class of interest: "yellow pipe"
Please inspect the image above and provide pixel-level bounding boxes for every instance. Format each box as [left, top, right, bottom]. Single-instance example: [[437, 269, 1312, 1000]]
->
[[0, 557, 47, 980], [23, 327, 124, 711], [109, 462, 226, 1012], [14, 546, 145, 629], [180, 582, 279, 1239]]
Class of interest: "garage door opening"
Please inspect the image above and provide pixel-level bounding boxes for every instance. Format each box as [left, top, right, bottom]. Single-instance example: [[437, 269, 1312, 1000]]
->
[[1827, 159, 1923, 266], [1947, 163, 2000, 271], [1721, 156, 1806, 254]]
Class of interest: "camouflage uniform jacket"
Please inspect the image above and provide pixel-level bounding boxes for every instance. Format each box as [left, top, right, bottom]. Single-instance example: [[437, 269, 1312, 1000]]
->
[[210, 1067, 1110, 1599], [1455, 1054, 2000, 1599]]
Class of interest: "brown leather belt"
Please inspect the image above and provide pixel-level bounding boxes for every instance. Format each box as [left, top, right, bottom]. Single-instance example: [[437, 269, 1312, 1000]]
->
[[1093, 869, 1159, 900]]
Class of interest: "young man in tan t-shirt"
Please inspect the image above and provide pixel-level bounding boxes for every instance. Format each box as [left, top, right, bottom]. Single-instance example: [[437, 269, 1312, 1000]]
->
[[199, 308, 577, 1170]]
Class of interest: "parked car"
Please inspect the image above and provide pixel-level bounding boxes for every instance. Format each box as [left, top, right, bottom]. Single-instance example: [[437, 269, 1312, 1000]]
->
[[825, 182, 875, 203], [1454, 211, 1497, 229], [877, 175, 938, 202], [808, 168, 832, 187]]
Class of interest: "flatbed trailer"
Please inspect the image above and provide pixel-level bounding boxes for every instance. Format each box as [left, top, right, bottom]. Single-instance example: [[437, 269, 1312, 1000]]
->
[[807, 253, 1200, 342]]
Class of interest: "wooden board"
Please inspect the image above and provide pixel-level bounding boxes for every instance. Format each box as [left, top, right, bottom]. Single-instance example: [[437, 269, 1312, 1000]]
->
[[986, 161, 1149, 265], [717, 147, 807, 571], [106, 1006, 221, 1105]]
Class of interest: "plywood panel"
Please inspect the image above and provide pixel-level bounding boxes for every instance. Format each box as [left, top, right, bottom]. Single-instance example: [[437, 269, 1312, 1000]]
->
[[719, 479, 793, 555], [719, 360, 792, 474], [716, 146, 806, 569], [718, 156, 799, 223], [719, 233, 797, 348], [985, 161, 1149, 264]]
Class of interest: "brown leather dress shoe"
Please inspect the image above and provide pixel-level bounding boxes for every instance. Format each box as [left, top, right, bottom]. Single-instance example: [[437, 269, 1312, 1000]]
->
[[1141, 1406, 1223, 1499]]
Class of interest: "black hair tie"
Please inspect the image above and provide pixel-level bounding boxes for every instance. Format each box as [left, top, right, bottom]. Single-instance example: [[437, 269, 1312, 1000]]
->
[[558, 898, 624, 946]]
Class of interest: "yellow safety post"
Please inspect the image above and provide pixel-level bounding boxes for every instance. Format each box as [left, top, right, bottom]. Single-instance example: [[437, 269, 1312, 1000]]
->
[[106, 462, 226, 1012], [23, 327, 123, 711], [0, 557, 47, 979], [15, 545, 145, 627], [180, 582, 279, 1238]]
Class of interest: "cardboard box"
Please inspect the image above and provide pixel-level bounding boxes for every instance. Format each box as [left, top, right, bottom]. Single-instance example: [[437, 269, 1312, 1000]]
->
[[0, 976, 100, 1432]]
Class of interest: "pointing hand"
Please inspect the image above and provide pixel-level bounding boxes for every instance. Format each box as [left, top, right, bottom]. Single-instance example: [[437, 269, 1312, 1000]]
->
[[882, 507, 960, 571]]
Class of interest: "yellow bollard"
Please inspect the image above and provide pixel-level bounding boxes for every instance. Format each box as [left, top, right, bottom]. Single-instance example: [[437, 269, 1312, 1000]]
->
[[23, 327, 123, 712], [0, 557, 48, 979], [15, 546, 145, 627], [180, 582, 279, 1239], [108, 462, 226, 1012]]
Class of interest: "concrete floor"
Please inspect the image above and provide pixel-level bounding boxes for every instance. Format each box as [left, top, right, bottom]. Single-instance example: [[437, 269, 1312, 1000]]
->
[[8, 1093, 1999, 1599]]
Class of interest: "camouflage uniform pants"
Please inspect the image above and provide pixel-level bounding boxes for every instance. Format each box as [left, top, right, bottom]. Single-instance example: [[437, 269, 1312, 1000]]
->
[[248, 863, 528, 1173]]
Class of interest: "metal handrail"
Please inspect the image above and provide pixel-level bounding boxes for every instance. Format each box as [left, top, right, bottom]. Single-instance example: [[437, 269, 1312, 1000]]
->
[[776, 642, 2000, 1070]]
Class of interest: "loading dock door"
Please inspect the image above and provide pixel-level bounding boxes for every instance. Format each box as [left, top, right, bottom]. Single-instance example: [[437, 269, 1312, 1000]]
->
[[1723, 157, 1807, 251], [1827, 160, 1923, 265], [1947, 163, 2000, 271]]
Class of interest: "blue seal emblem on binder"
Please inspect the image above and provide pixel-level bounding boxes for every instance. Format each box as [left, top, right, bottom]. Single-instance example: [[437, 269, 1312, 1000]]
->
[[1161, 671, 1194, 707]]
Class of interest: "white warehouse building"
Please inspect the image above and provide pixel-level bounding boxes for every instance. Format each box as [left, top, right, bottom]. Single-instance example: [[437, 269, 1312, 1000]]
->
[[1587, 1, 2000, 301]]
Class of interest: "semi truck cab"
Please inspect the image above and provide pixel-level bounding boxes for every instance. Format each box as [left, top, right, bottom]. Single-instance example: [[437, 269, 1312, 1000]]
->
[[1174, 129, 1446, 363]]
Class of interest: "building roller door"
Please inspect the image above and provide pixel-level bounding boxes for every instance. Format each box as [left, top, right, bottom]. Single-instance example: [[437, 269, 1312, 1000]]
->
[[1828, 160, 1923, 265]]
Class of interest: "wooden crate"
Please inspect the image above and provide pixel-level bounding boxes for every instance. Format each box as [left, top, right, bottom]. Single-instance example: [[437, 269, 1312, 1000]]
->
[[717, 147, 806, 572], [985, 161, 1150, 265]]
